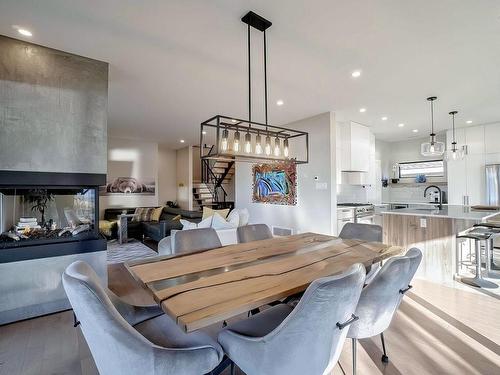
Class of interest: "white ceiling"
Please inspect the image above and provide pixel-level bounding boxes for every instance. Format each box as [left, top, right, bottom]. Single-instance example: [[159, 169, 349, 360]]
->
[[1, 0, 500, 148]]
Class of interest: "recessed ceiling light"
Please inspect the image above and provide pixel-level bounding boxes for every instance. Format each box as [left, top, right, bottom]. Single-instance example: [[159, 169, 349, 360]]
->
[[16, 27, 32, 37], [466, 120, 473, 124], [359, 108, 366, 113], [180, 139, 185, 143], [276, 100, 284, 106], [351, 70, 361, 78], [231, 119, 237, 123], [381, 116, 388, 121], [202, 131, 207, 135], [412, 129, 419, 133], [398, 123, 405, 128]]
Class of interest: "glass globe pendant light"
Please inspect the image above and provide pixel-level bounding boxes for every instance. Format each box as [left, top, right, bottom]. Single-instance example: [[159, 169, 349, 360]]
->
[[444, 111, 464, 161], [283, 137, 289, 157], [421, 96, 445, 156]]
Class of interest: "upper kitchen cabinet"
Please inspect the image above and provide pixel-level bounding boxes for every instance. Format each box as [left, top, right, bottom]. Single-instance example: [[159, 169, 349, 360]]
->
[[465, 126, 485, 155], [484, 123, 500, 154], [339, 121, 370, 172]]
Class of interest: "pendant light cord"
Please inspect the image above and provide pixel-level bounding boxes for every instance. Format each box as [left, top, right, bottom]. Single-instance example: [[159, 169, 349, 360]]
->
[[248, 24, 251, 123], [264, 30, 268, 126], [430, 99, 435, 136]]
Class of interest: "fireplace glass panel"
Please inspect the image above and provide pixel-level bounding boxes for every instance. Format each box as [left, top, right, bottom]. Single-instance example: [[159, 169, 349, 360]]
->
[[0, 187, 98, 249]]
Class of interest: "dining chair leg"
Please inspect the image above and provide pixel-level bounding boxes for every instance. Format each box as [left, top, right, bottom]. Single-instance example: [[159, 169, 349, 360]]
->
[[352, 338, 357, 375], [380, 332, 389, 363]]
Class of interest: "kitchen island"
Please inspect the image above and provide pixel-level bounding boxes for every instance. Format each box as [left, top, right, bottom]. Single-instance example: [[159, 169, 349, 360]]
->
[[381, 205, 500, 282]]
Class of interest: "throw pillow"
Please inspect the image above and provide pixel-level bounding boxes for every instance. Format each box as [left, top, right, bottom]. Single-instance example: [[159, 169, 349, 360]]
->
[[236, 208, 250, 226], [211, 212, 238, 230], [180, 216, 212, 230], [132, 207, 155, 222], [226, 209, 240, 227], [98, 220, 117, 237], [150, 206, 164, 222], [202, 206, 229, 220]]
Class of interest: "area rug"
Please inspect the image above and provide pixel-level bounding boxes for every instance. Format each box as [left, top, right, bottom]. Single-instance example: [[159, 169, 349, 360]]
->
[[107, 239, 158, 264]]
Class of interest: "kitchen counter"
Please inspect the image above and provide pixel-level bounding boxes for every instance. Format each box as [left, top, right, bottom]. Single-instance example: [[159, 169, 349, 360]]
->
[[381, 205, 500, 221]]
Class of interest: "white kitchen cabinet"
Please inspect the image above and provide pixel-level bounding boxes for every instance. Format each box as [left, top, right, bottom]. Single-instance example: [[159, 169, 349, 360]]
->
[[465, 154, 486, 206], [339, 122, 370, 172], [465, 126, 485, 155], [447, 157, 467, 205], [484, 123, 500, 154]]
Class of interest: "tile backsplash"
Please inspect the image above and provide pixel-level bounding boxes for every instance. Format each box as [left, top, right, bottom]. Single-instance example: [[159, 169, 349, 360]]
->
[[382, 184, 448, 203]]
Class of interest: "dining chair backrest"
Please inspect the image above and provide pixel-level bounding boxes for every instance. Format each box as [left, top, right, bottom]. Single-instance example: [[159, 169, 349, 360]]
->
[[221, 263, 365, 375], [174, 228, 222, 254], [347, 248, 423, 339], [62, 261, 221, 375], [237, 224, 273, 243], [339, 223, 382, 243]]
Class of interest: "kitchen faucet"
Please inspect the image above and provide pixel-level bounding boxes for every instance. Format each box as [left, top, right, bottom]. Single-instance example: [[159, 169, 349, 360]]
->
[[424, 185, 443, 209]]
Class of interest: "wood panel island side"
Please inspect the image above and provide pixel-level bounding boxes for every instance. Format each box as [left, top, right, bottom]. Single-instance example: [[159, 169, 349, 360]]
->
[[381, 206, 500, 282]]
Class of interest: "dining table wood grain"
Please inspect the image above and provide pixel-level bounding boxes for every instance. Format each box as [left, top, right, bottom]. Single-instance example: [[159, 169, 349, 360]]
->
[[125, 232, 403, 332]]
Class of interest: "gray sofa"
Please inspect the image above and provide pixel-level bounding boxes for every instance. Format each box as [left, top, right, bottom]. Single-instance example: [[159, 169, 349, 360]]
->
[[102, 207, 202, 242]]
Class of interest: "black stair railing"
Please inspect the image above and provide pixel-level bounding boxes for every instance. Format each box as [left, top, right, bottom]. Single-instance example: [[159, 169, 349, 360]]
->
[[200, 145, 228, 206]]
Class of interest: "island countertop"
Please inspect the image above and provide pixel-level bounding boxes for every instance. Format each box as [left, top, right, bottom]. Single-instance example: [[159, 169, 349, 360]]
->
[[381, 205, 500, 221]]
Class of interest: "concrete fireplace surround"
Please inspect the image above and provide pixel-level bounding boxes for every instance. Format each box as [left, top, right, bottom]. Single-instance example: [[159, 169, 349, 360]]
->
[[0, 35, 109, 324]]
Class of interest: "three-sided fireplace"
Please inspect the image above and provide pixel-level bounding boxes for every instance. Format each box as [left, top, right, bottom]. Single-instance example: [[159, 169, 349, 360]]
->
[[0, 171, 107, 263]]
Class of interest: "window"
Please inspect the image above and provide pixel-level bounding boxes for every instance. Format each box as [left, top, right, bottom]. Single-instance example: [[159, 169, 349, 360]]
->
[[398, 160, 444, 178]]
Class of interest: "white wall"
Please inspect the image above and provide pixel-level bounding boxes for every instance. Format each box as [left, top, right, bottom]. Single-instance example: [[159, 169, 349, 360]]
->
[[235, 112, 337, 235], [176, 146, 193, 210], [100, 137, 177, 216], [158, 144, 177, 205]]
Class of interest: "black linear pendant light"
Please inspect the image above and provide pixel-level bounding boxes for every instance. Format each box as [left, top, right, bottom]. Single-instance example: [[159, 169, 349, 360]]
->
[[199, 11, 309, 164]]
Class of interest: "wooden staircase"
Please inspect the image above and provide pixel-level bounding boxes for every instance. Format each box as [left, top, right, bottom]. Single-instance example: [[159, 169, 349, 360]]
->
[[193, 157, 235, 210]]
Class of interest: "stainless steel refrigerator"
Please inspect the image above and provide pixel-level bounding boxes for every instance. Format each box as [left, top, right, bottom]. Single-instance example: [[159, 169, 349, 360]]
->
[[486, 164, 500, 268], [486, 164, 500, 206]]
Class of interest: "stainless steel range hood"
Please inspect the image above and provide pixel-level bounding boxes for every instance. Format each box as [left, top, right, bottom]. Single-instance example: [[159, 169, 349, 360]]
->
[[340, 171, 369, 185]]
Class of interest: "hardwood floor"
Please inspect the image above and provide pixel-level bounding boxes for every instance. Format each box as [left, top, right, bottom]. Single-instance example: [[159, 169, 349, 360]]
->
[[1, 267, 499, 375]]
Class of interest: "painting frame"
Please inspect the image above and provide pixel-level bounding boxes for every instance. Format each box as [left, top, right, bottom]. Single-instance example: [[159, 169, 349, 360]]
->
[[252, 161, 297, 205]]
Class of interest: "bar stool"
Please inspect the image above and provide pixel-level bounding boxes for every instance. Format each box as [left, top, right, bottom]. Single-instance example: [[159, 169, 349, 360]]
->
[[456, 228, 498, 289], [472, 223, 500, 279]]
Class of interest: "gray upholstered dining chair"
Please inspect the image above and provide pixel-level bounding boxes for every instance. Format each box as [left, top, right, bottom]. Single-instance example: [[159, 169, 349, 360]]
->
[[347, 247, 422, 375], [339, 223, 383, 284], [62, 261, 224, 375], [218, 263, 366, 375], [237, 224, 273, 243], [174, 228, 222, 254]]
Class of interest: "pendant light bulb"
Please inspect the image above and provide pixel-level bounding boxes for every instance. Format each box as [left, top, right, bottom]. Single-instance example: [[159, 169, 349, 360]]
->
[[244, 131, 252, 153], [265, 134, 271, 155], [274, 137, 281, 156], [255, 133, 262, 154], [221, 128, 229, 151], [233, 130, 240, 152], [283, 138, 289, 157]]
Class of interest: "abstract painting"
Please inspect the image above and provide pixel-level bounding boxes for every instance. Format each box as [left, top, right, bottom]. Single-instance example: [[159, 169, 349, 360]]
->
[[252, 161, 297, 205]]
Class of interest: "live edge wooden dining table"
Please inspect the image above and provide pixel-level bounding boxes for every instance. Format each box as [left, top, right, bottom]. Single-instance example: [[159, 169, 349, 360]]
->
[[125, 232, 402, 333]]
